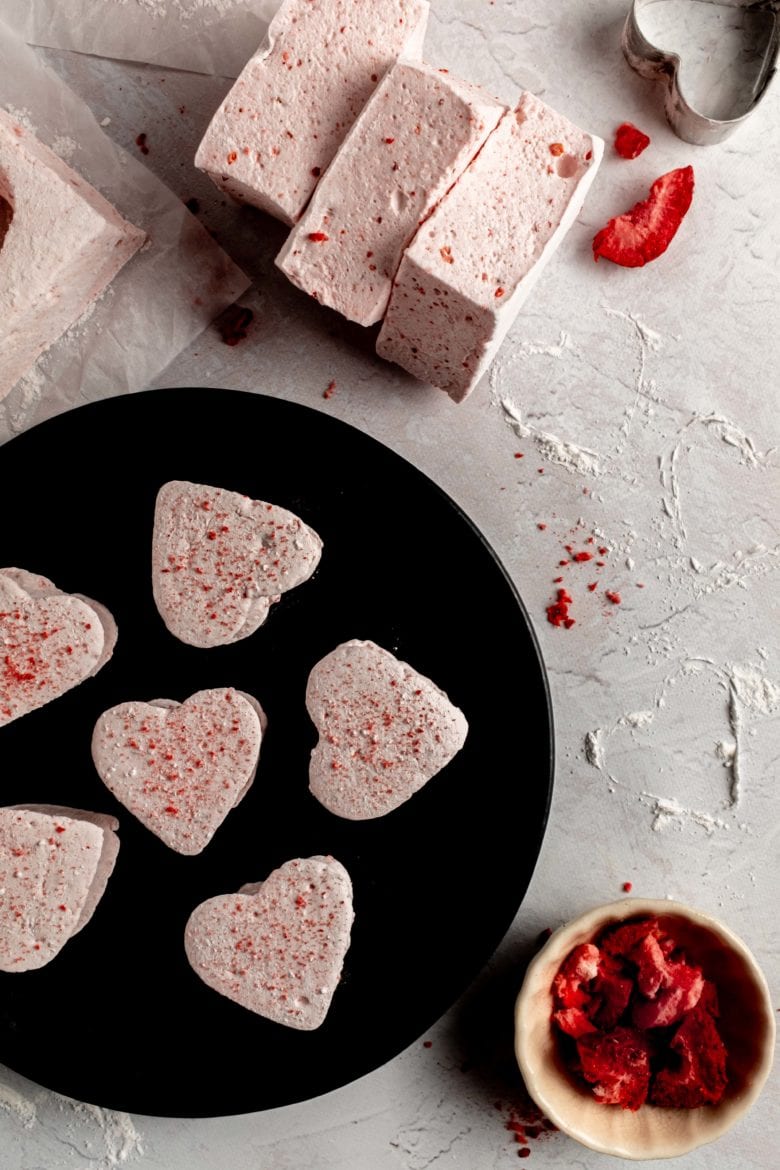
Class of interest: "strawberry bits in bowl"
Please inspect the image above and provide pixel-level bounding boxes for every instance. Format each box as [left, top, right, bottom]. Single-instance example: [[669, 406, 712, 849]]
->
[[514, 900, 774, 1159]]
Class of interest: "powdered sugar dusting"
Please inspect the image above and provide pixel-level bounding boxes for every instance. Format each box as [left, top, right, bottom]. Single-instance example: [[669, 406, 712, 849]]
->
[[500, 398, 603, 477], [0, 1081, 36, 1128], [640, 793, 730, 835]]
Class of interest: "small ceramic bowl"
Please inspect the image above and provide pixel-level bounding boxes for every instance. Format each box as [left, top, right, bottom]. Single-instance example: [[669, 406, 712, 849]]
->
[[514, 899, 775, 1160]]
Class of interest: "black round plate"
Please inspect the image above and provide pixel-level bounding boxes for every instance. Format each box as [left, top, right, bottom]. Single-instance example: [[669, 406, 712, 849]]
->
[[0, 389, 553, 1117]]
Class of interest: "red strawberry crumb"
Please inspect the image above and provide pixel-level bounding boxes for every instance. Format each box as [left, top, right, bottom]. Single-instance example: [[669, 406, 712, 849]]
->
[[537, 523, 547, 530], [549, 142, 564, 156], [614, 122, 651, 160], [622, 881, 633, 893], [605, 591, 622, 605], [514, 452, 524, 458], [593, 166, 694, 267], [587, 582, 598, 592], [218, 305, 254, 347], [308, 232, 329, 242], [323, 380, 336, 400], [546, 588, 574, 629], [135, 132, 149, 155]]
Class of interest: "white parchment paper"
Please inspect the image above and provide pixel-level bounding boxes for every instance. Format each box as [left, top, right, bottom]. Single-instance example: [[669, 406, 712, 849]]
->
[[1, 0, 280, 77], [0, 19, 251, 442]]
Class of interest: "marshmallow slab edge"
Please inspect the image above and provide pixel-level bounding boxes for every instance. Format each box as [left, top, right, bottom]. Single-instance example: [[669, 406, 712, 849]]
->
[[376, 93, 604, 400], [0, 109, 146, 400], [194, 0, 430, 226], [277, 59, 507, 325]]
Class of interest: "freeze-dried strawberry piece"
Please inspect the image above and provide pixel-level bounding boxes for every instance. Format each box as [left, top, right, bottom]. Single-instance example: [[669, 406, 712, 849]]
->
[[614, 122, 650, 159], [650, 1001, 728, 1108], [631, 932, 668, 997], [553, 1006, 599, 1039], [591, 952, 634, 1030], [592, 166, 694, 267], [601, 917, 661, 959], [633, 959, 704, 1030], [552, 943, 600, 1009], [576, 1027, 652, 1111]]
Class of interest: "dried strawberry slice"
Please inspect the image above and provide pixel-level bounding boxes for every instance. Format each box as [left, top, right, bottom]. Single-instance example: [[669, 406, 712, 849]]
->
[[553, 1006, 598, 1038], [592, 166, 694, 267], [552, 943, 600, 1010], [633, 958, 704, 1029], [591, 952, 633, 1030], [600, 917, 660, 959], [650, 1001, 728, 1108], [576, 1027, 652, 1111], [614, 122, 650, 160]]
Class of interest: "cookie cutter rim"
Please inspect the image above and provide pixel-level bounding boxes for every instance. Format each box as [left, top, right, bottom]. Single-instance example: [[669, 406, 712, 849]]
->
[[622, 0, 780, 144]]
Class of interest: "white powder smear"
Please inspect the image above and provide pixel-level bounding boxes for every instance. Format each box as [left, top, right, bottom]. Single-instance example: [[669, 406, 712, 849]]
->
[[500, 398, 603, 476], [640, 793, 730, 834]]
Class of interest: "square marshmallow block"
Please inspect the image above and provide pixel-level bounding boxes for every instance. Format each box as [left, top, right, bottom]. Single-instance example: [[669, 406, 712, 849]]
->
[[376, 93, 604, 400], [195, 0, 429, 226], [0, 109, 145, 400], [276, 60, 506, 326]]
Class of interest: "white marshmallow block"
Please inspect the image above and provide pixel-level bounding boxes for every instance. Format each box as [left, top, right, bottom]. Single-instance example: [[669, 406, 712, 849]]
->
[[276, 60, 506, 326], [376, 93, 604, 401], [0, 109, 146, 401], [195, 0, 429, 226]]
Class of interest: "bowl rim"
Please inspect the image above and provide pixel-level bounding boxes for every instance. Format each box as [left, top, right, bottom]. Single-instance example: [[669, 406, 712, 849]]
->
[[514, 898, 776, 1160]]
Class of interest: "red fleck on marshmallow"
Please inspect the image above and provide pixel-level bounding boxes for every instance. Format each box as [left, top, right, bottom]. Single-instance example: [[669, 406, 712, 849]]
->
[[0, 569, 117, 727], [92, 688, 266, 855], [306, 639, 468, 819], [0, 109, 145, 400], [277, 61, 506, 325], [152, 481, 322, 648], [0, 805, 119, 972], [184, 856, 354, 1030], [377, 92, 603, 400], [194, 0, 429, 226]]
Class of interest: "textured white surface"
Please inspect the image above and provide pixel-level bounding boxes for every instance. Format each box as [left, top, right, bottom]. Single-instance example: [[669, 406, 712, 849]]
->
[[0, 0, 777, 1166]]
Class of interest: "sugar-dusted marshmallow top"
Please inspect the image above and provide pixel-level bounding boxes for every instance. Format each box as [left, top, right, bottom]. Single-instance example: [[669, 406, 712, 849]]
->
[[152, 480, 323, 648], [0, 109, 145, 400], [377, 92, 603, 400], [0, 806, 119, 972], [306, 639, 468, 819], [194, 0, 429, 225], [184, 856, 354, 1029], [276, 60, 506, 325]]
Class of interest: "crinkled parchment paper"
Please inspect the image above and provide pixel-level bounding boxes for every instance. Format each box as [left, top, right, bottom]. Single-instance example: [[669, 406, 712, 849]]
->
[[2, 0, 280, 77], [0, 19, 251, 442]]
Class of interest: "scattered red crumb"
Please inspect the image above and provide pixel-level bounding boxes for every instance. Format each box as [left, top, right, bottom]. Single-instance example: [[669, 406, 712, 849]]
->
[[323, 379, 336, 400], [537, 468, 544, 474], [614, 122, 651, 160], [308, 231, 329, 242], [587, 582, 598, 592], [593, 166, 694, 267], [552, 917, 728, 1110], [135, 132, 149, 155], [422, 1040, 433, 1048], [572, 551, 592, 563], [623, 881, 633, 893], [546, 588, 575, 629], [605, 591, 622, 605], [514, 452, 524, 459], [497, 1092, 557, 1160], [217, 305, 254, 347], [537, 523, 547, 530]]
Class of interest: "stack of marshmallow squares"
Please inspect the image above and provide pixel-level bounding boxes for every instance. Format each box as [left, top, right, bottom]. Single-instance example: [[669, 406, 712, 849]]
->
[[196, 0, 603, 402]]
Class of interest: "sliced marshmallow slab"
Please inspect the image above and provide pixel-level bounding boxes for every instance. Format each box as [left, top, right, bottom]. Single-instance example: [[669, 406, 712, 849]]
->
[[276, 60, 506, 326], [152, 480, 323, 648], [185, 856, 354, 1030], [377, 92, 603, 400], [92, 688, 266, 855], [195, 0, 429, 226], [0, 805, 120, 972], [0, 571, 115, 727], [0, 108, 145, 401], [306, 639, 468, 819]]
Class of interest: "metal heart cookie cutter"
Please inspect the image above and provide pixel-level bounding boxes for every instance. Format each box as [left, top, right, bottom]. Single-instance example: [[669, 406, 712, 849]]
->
[[622, 0, 780, 144]]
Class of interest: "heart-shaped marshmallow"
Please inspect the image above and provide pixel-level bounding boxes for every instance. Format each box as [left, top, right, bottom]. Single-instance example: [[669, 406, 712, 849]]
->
[[0, 570, 115, 727], [152, 480, 323, 647], [306, 639, 468, 820], [184, 856, 354, 1029], [92, 688, 265, 855], [0, 805, 120, 972]]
